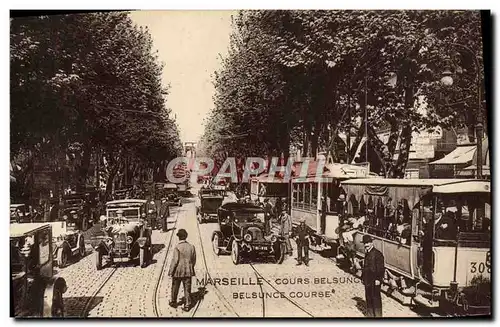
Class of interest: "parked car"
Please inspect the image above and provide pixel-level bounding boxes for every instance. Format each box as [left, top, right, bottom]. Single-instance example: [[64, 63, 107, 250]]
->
[[95, 200, 152, 269], [61, 193, 92, 231], [211, 202, 286, 265], [10, 204, 33, 224], [48, 218, 86, 268], [164, 183, 182, 206], [196, 188, 225, 224], [10, 223, 67, 317]]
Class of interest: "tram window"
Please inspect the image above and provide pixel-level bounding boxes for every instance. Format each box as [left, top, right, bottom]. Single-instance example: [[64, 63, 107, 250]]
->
[[359, 197, 366, 215], [348, 195, 359, 216], [367, 196, 374, 211], [303, 184, 311, 211], [298, 184, 304, 207], [311, 183, 318, 208], [292, 184, 299, 205]]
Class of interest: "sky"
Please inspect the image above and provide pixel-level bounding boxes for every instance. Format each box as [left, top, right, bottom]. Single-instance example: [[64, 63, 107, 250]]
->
[[129, 10, 236, 144]]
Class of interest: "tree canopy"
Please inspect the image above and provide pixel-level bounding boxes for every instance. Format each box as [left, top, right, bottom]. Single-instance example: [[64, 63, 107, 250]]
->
[[10, 12, 182, 201], [201, 10, 486, 178]]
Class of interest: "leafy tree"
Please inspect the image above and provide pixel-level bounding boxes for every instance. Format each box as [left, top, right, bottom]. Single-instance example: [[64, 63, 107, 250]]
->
[[10, 12, 182, 200]]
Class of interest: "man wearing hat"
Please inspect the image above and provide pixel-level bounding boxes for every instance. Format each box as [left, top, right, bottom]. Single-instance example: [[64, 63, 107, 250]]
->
[[294, 217, 311, 266], [361, 235, 384, 317], [168, 228, 196, 311], [263, 198, 273, 234], [279, 204, 293, 256]]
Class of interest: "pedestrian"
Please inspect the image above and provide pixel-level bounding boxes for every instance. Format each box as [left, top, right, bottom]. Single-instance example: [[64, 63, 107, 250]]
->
[[361, 235, 384, 317], [279, 204, 293, 256], [294, 217, 311, 266], [263, 198, 273, 234], [168, 229, 196, 311], [274, 197, 283, 217]]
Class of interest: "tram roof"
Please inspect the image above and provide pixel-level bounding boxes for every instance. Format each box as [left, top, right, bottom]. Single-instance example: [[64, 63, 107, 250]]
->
[[106, 199, 147, 206], [341, 178, 461, 187], [341, 178, 490, 193], [10, 223, 50, 238]]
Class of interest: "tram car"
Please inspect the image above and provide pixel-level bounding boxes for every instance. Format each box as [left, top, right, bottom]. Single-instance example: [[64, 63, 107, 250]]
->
[[95, 200, 153, 269], [10, 223, 67, 317], [338, 178, 491, 315]]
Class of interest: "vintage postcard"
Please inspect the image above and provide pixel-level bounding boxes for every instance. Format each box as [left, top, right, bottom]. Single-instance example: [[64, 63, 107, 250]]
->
[[10, 9, 491, 318]]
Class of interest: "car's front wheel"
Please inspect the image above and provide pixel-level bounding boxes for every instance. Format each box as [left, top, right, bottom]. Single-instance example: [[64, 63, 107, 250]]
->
[[212, 232, 222, 256], [231, 240, 241, 265], [95, 249, 102, 270], [139, 248, 147, 268]]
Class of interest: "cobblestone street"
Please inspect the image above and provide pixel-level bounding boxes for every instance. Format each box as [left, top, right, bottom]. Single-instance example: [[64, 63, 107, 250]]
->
[[55, 195, 424, 318]]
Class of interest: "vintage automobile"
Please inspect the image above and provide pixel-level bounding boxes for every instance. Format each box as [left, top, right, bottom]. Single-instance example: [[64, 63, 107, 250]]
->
[[61, 193, 91, 231], [49, 217, 86, 268], [164, 183, 182, 206], [10, 204, 33, 224], [95, 199, 153, 269], [196, 188, 225, 224], [10, 223, 67, 317], [211, 202, 286, 265]]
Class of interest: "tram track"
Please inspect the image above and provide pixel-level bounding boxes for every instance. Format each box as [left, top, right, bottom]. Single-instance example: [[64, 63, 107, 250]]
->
[[194, 215, 240, 317], [153, 208, 181, 317], [80, 265, 117, 317], [248, 263, 314, 317]]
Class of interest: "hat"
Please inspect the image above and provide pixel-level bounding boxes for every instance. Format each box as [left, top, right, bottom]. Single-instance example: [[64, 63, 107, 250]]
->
[[362, 235, 373, 243], [70, 210, 77, 214], [177, 229, 188, 239], [116, 209, 124, 214], [338, 194, 346, 201]]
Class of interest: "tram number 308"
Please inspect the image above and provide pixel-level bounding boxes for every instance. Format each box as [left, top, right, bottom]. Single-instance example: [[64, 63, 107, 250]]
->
[[470, 251, 491, 274]]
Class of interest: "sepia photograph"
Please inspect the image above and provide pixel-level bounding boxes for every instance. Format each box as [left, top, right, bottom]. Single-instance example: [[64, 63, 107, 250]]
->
[[9, 9, 491, 318]]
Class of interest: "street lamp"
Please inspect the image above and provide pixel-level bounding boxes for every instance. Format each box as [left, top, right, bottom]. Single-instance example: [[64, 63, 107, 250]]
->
[[440, 43, 484, 179]]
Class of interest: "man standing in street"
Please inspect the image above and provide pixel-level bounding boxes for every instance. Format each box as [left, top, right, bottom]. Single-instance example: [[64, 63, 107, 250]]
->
[[168, 229, 196, 311], [263, 198, 273, 234], [361, 235, 384, 317], [279, 204, 293, 256], [294, 217, 311, 266]]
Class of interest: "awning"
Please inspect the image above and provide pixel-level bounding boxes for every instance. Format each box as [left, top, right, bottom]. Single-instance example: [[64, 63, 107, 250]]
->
[[342, 183, 432, 210], [323, 163, 370, 179], [455, 165, 491, 177], [428, 145, 476, 165]]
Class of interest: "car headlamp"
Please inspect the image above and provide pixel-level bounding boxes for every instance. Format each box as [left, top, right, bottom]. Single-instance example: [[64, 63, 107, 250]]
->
[[271, 235, 278, 243], [148, 209, 153, 214], [244, 233, 252, 242], [126, 236, 133, 244], [141, 213, 146, 218]]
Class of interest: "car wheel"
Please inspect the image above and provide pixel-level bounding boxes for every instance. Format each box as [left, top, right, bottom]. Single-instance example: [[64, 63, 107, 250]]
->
[[50, 284, 65, 317], [139, 248, 146, 268], [79, 236, 86, 257], [59, 246, 69, 268], [95, 249, 102, 270], [231, 240, 241, 265], [275, 242, 286, 264], [212, 233, 221, 256]]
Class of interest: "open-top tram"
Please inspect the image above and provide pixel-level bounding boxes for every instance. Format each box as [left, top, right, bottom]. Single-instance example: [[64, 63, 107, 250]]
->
[[339, 178, 491, 315]]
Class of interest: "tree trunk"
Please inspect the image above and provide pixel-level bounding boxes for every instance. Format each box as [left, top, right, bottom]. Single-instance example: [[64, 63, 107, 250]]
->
[[349, 118, 366, 161], [311, 121, 321, 159], [77, 142, 92, 190], [391, 80, 415, 178], [105, 163, 120, 200]]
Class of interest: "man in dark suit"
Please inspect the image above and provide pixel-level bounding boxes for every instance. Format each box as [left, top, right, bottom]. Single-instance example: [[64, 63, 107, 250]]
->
[[361, 235, 384, 317], [294, 217, 311, 266], [168, 229, 196, 311], [263, 198, 273, 234]]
